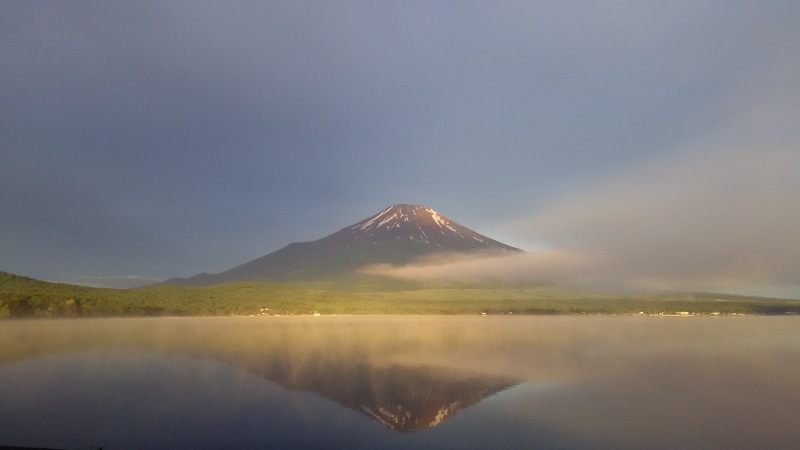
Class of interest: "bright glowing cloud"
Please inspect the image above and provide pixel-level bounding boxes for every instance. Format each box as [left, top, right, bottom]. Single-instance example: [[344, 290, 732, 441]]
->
[[367, 145, 800, 297]]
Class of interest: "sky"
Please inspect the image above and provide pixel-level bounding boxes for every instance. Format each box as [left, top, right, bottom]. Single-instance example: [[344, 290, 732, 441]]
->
[[2, 1, 799, 297]]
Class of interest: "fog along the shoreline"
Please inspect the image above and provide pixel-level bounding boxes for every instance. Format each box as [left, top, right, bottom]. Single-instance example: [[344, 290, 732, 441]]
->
[[1, 316, 799, 449]]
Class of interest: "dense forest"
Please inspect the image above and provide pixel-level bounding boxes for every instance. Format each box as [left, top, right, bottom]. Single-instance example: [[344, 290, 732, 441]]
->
[[2, 271, 799, 318]]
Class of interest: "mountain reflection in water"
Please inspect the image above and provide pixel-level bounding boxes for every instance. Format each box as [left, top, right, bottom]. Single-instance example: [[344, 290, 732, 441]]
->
[[236, 358, 517, 431], [0, 316, 519, 434], [187, 343, 519, 432], [1, 316, 800, 449]]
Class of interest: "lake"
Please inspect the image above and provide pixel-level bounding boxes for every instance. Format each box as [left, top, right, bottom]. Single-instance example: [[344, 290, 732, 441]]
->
[[1, 316, 799, 449]]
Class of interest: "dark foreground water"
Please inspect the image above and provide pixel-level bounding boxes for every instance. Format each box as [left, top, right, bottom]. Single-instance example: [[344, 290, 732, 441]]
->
[[1, 316, 799, 449]]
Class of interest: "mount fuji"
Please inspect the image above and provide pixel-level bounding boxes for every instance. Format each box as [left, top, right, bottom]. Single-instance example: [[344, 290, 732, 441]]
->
[[163, 204, 520, 286]]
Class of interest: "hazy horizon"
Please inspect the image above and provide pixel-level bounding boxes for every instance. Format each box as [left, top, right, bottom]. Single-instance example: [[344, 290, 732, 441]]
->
[[2, 1, 798, 297]]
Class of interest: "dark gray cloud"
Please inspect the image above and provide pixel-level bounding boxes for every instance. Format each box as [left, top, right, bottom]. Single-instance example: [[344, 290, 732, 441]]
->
[[2, 1, 799, 290]]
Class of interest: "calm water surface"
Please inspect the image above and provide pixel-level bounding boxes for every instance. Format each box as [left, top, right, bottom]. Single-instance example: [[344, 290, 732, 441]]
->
[[1, 316, 799, 449]]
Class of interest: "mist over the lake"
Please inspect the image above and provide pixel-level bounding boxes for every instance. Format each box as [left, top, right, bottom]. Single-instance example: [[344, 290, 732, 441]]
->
[[3, 4, 800, 447], [2, 316, 799, 449]]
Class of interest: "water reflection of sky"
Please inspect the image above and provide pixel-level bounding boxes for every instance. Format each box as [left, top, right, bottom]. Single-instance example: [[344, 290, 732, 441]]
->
[[0, 349, 388, 449], [1, 317, 799, 449], [0, 349, 576, 449]]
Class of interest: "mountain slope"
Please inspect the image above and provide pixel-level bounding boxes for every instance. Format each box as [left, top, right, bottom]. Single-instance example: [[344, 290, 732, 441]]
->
[[165, 204, 520, 286]]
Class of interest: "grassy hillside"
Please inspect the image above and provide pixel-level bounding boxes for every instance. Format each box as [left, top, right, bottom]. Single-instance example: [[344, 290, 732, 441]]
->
[[1, 271, 799, 317], [0, 272, 355, 317]]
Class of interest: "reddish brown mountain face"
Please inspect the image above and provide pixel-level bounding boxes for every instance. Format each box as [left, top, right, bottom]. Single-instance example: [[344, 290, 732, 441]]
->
[[164, 204, 520, 285], [335, 204, 519, 251]]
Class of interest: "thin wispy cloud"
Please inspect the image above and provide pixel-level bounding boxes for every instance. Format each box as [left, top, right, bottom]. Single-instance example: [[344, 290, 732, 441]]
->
[[62, 274, 164, 289]]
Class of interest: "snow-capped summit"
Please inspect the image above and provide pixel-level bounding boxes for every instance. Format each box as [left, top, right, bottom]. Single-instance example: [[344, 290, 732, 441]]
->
[[345, 204, 517, 251], [164, 204, 520, 285]]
